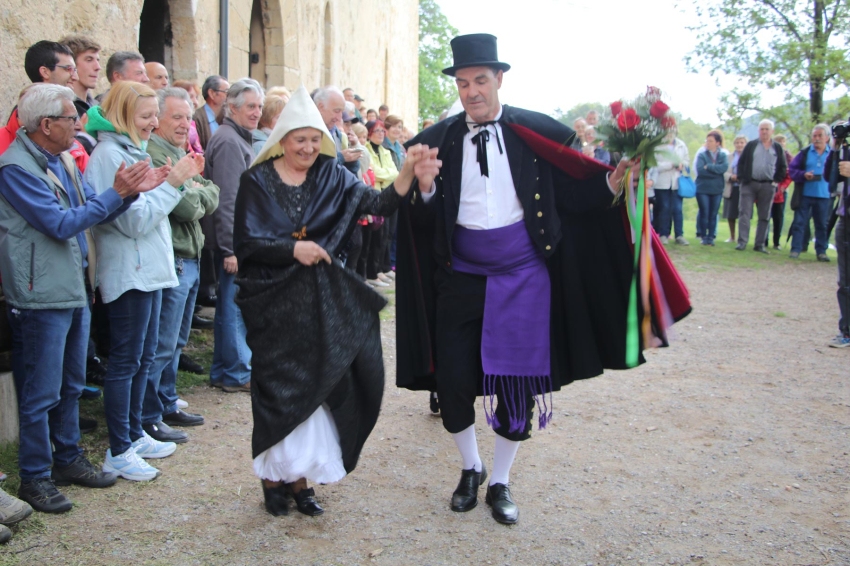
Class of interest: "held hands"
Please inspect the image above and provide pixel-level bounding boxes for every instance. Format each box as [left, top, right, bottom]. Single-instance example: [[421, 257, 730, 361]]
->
[[293, 241, 332, 266], [165, 153, 205, 188], [112, 158, 171, 198], [397, 144, 441, 196]]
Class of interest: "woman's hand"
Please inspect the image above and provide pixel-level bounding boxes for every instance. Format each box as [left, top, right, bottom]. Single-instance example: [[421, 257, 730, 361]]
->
[[165, 153, 205, 188], [294, 241, 331, 266]]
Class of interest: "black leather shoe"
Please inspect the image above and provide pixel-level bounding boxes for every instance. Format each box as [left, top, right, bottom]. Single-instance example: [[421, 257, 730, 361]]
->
[[291, 487, 324, 516], [485, 483, 519, 525], [178, 353, 205, 375], [79, 416, 97, 434], [191, 314, 213, 330], [429, 391, 440, 414], [753, 246, 769, 254], [735, 243, 746, 251], [262, 482, 289, 516], [52, 455, 117, 488], [450, 464, 487, 512], [162, 409, 205, 427], [195, 294, 217, 307], [142, 421, 188, 444]]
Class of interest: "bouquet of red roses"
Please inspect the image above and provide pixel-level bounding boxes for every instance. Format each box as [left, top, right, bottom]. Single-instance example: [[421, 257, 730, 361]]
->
[[595, 87, 678, 368], [596, 86, 676, 169]]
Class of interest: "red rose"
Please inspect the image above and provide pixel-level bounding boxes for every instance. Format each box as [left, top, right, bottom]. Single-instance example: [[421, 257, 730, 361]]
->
[[661, 115, 677, 129], [617, 108, 640, 132], [650, 100, 670, 119], [610, 101, 623, 116], [646, 86, 662, 100]]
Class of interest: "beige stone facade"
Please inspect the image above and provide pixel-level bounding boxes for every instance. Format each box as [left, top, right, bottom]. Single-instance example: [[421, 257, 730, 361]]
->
[[0, 0, 419, 126]]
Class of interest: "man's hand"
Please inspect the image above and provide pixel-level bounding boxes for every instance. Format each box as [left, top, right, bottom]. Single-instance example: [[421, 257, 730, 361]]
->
[[341, 148, 361, 163], [730, 174, 738, 182], [608, 157, 640, 193], [838, 161, 850, 177], [804, 171, 815, 180], [113, 159, 154, 198], [223, 255, 238, 274], [293, 241, 331, 266], [166, 153, 205, 188]]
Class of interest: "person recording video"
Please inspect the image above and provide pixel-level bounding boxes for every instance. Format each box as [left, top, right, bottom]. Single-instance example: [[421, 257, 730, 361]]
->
[[825, 120, 850, 347]]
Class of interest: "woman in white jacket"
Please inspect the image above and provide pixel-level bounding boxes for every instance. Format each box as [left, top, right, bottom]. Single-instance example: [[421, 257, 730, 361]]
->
[[652, 132, 690, 245], [84, 81, 202, 481]]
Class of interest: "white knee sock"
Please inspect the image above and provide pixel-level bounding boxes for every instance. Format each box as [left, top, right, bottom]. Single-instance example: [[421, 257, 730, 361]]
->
[[451, 425, 482, 472], [489, 434, 520, 486]]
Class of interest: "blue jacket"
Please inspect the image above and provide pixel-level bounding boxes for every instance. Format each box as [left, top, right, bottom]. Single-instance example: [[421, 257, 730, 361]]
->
[[695, 149, 728, 196], [84, 131, 181, 303]]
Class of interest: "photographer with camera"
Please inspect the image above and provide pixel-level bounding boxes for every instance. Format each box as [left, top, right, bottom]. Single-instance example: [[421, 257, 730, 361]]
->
[[788, 124, 833, 262], [825, 120, 850, 347]]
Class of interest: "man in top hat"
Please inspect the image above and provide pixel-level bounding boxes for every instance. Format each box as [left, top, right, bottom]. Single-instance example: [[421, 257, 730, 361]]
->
[[396, 33, 688, 525]]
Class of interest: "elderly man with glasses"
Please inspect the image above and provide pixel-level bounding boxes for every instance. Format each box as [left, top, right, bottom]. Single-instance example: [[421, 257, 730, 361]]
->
[[0, 84, 167, 513]]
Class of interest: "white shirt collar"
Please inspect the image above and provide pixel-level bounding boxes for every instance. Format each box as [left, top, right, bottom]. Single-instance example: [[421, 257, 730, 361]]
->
[[465, 106, 504, 133]]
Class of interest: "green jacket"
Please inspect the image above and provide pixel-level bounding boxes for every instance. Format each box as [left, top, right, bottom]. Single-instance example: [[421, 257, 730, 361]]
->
[[146, 134, 219, 259]]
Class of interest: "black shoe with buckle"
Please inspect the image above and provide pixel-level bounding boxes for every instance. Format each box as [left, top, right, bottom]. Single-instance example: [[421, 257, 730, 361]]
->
[[178, 353, 205, 375], [17, 478, 72, 514], [291, 487, 324, 516], [485, 483, 519, 525], [52, 455, 117, 488], [162, 409, 204, 427], [142, 421, 188, 444], [451, 464, 487, 512], [191, 314, 214, 330]]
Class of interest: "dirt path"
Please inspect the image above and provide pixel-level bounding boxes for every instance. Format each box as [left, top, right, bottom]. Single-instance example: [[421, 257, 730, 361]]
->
[[1, 261, 848, 566]]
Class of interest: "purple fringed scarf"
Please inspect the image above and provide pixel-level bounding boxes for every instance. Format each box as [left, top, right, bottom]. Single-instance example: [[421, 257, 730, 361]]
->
[[451, 221, 553, 432]]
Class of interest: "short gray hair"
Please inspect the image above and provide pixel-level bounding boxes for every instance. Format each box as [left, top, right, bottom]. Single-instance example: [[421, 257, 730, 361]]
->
[[225, 78, 264, 117], [156, 87, 192, 117], [313, 86, 343, 107], [106, 51, 145, 83], [18, 84, 75, 133], [758, 119, 775, 130], [813, 123, 831, 138]]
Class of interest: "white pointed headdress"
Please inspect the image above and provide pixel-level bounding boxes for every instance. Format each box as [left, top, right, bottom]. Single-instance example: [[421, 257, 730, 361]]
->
[[251, 84, 338, 167]]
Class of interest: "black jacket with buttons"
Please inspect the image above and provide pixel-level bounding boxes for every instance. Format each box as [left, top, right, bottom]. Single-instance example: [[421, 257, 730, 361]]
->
[[395, 105, 660, 393]]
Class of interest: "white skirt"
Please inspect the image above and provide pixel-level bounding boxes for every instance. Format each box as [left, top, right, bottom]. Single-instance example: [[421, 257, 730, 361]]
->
[[252, 403, 347, 484]]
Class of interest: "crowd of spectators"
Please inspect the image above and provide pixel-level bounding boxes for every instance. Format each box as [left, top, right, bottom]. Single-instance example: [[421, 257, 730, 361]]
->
[[0, 36, 415, 542]]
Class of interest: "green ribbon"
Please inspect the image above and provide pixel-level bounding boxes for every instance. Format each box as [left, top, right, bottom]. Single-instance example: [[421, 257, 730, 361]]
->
[[625, 164, 646, 367]]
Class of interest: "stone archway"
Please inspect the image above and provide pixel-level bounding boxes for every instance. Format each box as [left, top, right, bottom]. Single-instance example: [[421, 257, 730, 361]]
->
[[243, 0, 284, 87], [321, 2, 332, 86], [138, 0, 198, 81]]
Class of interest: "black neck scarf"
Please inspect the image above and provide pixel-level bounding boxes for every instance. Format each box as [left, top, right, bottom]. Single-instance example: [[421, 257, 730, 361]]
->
[[469, 120, 503, 177]]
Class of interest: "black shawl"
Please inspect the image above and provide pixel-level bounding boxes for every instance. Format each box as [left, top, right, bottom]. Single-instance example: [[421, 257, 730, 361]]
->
[[234, 155, 400, 468]]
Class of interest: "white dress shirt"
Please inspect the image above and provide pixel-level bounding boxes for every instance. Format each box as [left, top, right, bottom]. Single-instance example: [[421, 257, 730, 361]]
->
[[421, 106, 524, 230]]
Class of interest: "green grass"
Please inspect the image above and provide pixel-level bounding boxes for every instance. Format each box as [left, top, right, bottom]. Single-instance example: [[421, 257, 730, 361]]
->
[[0, 328, 215, 488], [774, 311, 787, 318], [663, 198, 833, 271]]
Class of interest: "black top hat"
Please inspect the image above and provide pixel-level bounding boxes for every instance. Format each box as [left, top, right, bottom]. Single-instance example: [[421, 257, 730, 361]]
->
[[442, 33, 511, 76]]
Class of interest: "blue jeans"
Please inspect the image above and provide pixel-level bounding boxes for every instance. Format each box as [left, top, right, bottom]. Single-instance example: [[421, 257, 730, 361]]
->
[[8, 305, 87, 479], [696, 193, 722, 243], [211, 251, 251, 387], [790, 196, 831, 255], [143, 258, 200, 424], [653, 189, 684, 238], [104, 289, 161, 455]]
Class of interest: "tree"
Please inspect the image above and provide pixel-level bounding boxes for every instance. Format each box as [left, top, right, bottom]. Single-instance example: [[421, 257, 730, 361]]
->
[[685, 0, 850, 147], [418, 0, 458, 126], [553, 103, 605, 127]]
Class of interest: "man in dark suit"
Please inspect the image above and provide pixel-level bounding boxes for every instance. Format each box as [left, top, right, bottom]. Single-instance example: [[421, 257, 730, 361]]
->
[[396, 34, 646, 526]]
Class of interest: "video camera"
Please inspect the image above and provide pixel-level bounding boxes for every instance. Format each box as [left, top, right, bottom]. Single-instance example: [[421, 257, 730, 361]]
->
[[832, 118, 850, 140]]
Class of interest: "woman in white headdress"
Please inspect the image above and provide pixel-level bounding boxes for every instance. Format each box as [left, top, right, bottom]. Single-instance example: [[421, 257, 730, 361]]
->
[[233, 86, 436, 517]]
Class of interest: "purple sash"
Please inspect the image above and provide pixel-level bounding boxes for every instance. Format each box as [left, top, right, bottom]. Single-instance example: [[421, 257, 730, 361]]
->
[[452, 221, 553, 431]]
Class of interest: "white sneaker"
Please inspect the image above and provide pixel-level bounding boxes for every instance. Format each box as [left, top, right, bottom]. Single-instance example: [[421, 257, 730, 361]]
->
[[176, 398, 189, 409], [377, 273, 392, 283], [367, 279, 389, 288], [383, 271, 396, 280], [132, 431, 177, 459], [103, 448, 160, 481], [660, 235, 669, 245]]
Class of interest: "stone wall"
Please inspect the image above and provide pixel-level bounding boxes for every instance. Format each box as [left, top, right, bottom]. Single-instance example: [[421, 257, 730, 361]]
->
[[0, 0, 419, 127]]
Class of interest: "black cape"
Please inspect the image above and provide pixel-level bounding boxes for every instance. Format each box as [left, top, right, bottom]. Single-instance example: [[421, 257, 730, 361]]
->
[[233, 155, 399, 469], [396, 106, 684, 394]]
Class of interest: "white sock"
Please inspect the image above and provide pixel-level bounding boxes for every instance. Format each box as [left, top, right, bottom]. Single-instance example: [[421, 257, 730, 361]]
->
[[451, 425, 482, 472], [489, 434, 520, 486]]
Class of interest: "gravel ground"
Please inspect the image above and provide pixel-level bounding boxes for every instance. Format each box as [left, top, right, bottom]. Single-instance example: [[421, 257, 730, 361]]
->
[[1, 261, 848, 566]]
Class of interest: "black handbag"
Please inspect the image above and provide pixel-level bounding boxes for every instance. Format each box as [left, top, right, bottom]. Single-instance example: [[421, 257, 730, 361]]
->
[[790, 182, 803, 211]]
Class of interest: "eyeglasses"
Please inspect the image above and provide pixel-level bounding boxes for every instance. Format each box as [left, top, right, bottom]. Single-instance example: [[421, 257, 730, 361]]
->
[[372, 129, 386, 134], [54, 65, 78, 74], [48, 115, 80, 123], [213, 89, 228, 94]]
